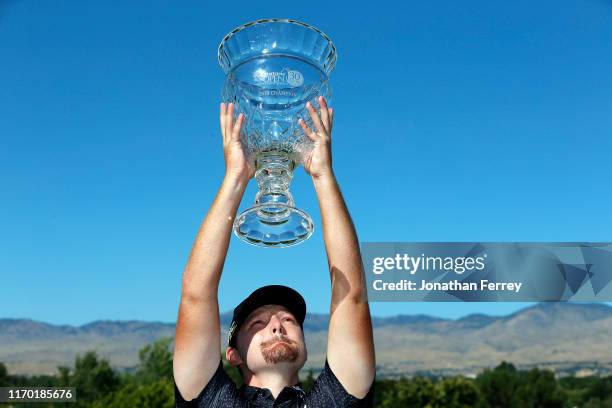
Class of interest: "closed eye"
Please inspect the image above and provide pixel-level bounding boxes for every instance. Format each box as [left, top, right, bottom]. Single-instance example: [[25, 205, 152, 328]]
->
[[251, 320, 264, 328]]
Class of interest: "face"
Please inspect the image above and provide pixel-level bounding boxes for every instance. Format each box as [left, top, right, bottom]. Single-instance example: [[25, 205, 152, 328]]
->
[[226, 304, 307, 375]]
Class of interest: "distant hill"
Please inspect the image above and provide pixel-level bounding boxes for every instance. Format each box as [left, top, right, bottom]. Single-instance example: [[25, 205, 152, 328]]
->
[[2, 303, 611, 378]]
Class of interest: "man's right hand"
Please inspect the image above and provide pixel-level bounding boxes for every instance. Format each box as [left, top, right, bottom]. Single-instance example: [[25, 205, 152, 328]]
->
[[221, 102, 255, 183]]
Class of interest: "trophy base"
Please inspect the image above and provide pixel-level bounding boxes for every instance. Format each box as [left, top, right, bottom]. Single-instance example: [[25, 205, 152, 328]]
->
[[233, 203, 314, 248]]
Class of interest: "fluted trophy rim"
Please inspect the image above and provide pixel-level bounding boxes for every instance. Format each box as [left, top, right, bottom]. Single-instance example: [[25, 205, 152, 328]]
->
[[217, 18, 337, 75]]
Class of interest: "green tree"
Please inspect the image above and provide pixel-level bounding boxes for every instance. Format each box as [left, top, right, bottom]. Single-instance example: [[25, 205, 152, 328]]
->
[[57, 365, 71, 386], [584, 375, 612, 402], [0, 362, 7, 386], [85, 339, 175, 408], [476, 361, 521, 408], [91, 379, 174, 408], [437, 376, 481, 407], [514, 368, 564, 407], [301, 368, 315, 393], [136, 337, 174, 383], [70, 351, 121, 407], [377, 376, 438, 408]]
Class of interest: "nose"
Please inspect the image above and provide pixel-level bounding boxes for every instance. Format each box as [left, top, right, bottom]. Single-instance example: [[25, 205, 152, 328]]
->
[[269, 314, 285, 336]]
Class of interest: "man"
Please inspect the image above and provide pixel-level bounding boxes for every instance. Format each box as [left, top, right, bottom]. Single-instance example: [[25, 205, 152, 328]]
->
[[173, 96, 376, 407]]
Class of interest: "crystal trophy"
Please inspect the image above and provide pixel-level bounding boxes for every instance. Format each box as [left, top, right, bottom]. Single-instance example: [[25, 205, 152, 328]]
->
[[218, 19, 337, 247]]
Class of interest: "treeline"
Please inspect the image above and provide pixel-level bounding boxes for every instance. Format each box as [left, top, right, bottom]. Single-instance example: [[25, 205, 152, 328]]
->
[[1, 339, 611, 407], [374, 361, 612, 407]]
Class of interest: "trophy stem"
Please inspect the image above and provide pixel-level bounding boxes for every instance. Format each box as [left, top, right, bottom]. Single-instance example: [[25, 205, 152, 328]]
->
[[233, 150, 314, 247], [254, 151, 295, 220]]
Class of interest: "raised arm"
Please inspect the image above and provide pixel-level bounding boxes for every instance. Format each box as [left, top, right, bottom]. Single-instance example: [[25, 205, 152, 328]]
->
[[298, 97, 376, 398], [173, 103, 253, 401]]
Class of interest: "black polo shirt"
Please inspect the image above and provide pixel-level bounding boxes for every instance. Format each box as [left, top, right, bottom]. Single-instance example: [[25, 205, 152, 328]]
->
[[174, 358, 375, 407]]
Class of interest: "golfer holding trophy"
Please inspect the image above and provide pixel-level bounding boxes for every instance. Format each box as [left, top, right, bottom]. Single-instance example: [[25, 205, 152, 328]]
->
[[173, 19, 375, 407]]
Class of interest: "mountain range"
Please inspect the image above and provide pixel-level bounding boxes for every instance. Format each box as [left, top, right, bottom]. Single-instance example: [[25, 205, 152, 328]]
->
[[1, 302, 611, 378]]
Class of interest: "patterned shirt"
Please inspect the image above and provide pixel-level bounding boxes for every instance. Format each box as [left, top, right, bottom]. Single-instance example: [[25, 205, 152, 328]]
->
[[174, 359, 375, 407]]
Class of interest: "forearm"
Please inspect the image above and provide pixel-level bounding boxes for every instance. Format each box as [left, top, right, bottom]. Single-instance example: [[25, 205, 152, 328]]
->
[[313, 173, 366, 303], [315, 172, 375, 396], [181, 175, 248, 301]]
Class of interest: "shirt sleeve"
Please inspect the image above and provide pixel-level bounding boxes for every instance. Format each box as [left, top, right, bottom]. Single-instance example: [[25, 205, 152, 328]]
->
[[174, 359, 242, 408], [304, 359, 375, 408]]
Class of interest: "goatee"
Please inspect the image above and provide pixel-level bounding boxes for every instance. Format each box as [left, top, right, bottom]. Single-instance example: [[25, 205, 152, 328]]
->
[[260, 335, 299, 364]]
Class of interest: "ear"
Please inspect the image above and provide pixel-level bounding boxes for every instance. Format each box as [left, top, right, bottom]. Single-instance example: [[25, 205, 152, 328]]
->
[[226, 346, 244, 368]]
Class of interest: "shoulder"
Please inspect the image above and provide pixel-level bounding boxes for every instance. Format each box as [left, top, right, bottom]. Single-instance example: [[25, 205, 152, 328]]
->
[[304, 359, 375, 408], [174, 359, 243, 407]]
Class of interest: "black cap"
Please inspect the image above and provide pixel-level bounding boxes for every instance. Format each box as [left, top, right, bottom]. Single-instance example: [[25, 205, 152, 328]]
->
[[227, 285, 306, 348]]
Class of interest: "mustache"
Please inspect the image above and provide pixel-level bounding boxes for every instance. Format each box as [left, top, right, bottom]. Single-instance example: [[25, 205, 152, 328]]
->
[[260, 335, 296, 348]]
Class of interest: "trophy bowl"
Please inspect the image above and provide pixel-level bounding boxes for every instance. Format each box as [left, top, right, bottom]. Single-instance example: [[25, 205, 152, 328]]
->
[[218, 19, 337, 248]]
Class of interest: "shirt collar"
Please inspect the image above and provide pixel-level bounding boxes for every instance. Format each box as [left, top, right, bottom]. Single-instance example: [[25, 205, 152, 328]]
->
[[239, 382, 305, 406]]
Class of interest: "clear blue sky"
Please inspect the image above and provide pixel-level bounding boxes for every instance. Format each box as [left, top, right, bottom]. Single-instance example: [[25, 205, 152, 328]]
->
[[1, 1, 611, 326]]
